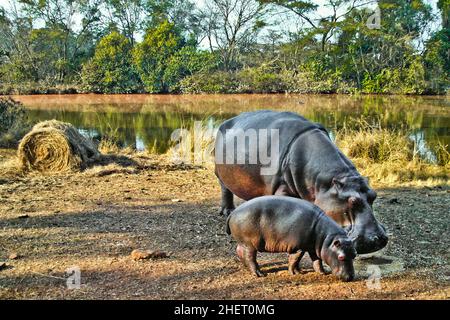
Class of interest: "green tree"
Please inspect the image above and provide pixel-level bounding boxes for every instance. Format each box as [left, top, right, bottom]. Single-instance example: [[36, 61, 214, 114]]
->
[[81, 31, 141, 93], [423, 0, 449, 93], [133, 20, 185, 93]]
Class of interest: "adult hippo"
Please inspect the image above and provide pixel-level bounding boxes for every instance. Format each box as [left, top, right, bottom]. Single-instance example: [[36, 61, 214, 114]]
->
[[214, 110, 388, 254]]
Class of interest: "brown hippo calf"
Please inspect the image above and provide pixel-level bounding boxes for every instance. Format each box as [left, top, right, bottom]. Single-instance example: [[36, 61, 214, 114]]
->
[[226, 196, 356, 281]]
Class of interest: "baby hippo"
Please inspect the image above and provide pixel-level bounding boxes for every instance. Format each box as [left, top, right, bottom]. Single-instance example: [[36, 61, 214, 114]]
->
[[226, 196, 356, 281]]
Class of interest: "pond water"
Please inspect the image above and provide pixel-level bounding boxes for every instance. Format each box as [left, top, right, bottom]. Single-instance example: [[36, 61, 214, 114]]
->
[[10, 94, 450, 161]]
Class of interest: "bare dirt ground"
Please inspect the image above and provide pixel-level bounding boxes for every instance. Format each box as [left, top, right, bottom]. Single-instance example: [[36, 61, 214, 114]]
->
[[0, 151, 449, 299]]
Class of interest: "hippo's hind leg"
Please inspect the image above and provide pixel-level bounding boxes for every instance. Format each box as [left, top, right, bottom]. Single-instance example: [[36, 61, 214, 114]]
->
[[241, 245, 265, 277], [288, 251, 305, 275], [219, 181, 235, 216], [308, 251, 328, 275]]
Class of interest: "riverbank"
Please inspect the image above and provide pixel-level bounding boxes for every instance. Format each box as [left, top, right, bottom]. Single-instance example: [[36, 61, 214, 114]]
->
[[0, 150, 449, 299], [1, 83, 449, 96]]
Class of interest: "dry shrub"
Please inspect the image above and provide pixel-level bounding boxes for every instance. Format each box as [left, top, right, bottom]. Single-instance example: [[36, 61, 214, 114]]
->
[[336, 128, 449, 186], [337, 128, 414, 163], [18, 120, 100, 173], [428, 139, 450, 166], [98, 137, 121, 154]]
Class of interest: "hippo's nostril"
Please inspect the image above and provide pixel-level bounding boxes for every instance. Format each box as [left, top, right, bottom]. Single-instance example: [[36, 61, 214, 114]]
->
[[379, 234, 388, 246]]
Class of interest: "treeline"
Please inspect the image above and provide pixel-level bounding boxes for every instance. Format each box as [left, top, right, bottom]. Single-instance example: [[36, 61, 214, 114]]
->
[[0, 0, 448, 95]]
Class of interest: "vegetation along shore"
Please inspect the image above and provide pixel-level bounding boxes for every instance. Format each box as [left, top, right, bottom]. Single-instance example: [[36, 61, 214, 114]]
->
[[0, 0, 449, 95]]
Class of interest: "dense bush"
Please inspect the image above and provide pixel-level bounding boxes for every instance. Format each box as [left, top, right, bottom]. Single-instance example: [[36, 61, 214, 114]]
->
[[180, 71, 240, 94], [361, 57, 427, 95], [0, 97, 30, 147], [81, 32, 142, 93], [237, 65, 287, 93], [180, 65, 352, 94]]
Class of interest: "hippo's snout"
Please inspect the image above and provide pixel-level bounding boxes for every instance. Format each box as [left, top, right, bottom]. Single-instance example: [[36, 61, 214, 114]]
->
[[352, 232, 388, 254], [335, 265, 355, 282], [340, 272, 355, 282]]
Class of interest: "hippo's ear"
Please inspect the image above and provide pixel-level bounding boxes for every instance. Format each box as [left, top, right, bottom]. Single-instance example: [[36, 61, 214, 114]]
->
[[332, 178, 344, 190], [367, 189, 377, 204]]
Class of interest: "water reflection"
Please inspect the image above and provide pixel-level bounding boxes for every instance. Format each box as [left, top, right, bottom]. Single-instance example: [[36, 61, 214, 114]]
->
[[12, 94, 449, 162]]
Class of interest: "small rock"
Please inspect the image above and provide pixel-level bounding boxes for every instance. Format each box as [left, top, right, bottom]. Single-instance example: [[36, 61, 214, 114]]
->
[[388, 198, 400, 204], [8, 253, 19, 260], [151, 250, 168, 259], [131, 249, 151, 260], [17, 214, 29, 219], [171, 199, 182, 203]]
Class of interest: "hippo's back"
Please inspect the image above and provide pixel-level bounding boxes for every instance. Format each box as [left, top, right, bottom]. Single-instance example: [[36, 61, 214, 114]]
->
[[218, 110, 313, 133]]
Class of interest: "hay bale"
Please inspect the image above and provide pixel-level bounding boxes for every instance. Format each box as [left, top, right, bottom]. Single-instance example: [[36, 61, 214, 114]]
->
[[18, 120, 100, 173]]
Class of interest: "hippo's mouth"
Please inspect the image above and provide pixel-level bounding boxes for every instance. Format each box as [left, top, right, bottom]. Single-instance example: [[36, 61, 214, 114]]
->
[[351, 234, 389, 254], [343, 218, 355, 234], [342, 225, 388, 254]]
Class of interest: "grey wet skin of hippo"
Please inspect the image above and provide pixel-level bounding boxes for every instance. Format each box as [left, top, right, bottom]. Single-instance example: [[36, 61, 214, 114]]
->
[[226, 196, 357, 281], [215, 110, 388, 254]]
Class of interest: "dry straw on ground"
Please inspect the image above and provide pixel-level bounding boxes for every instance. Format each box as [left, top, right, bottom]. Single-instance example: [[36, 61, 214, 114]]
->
[[18, 120, 100, 173]]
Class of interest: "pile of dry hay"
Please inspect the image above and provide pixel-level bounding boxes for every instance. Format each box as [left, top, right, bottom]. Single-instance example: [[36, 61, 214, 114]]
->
[[18, 120, 100, 173]]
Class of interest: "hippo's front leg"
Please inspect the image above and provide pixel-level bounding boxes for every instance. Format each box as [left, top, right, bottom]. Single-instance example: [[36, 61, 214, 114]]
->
[[219, 181, 235, 216], [288, 251, 305, 275], [308, 251, 328, 275]]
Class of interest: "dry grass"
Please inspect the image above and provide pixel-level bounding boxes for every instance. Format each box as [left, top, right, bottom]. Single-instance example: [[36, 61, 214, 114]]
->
[[98, 137, 122, 155], [336, 128, 449, 187], [18, 120, 100, 173], [337, 128, 414, 163], [166, 121, 216, 167]]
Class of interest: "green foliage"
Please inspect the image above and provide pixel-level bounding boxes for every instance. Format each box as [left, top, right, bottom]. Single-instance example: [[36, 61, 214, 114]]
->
[[0, 0, 448, 95], [424, 28, 450, 93], [81, 31, 141, 93], [163, 47, 217, 92], [133, 21, 213, 93], [238, 64, 286, 93], [0, 97, 30, 147], [361, 57, 427, 95], [180, 71, 239, 94], [133, 21, 185, 93]]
